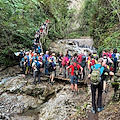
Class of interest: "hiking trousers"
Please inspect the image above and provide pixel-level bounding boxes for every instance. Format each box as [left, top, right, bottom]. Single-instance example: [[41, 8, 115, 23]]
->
[[114, 61, 117, 73], [91, 83, 103, 111], [33, 70, 41, 84], [63, 65, 69, 78], [45, 61, 49, 75]]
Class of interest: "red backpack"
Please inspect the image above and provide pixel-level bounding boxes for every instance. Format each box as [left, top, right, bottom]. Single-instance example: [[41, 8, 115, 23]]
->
[[89, 59, 95, 68], [62, 57, 66, 66]]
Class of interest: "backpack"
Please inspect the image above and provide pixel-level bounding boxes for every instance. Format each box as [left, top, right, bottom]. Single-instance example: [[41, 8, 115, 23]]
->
[[62, 57, 66, 66], [73, 64, 79, 76], [81, 55, 86, 67], [103, 57, 109, 65], [113, 53, 117, 62], [91, 66, 102, 85], [89, 59, 95, 68], [35, 61, 41, 70], [47, 62, 53, 72]]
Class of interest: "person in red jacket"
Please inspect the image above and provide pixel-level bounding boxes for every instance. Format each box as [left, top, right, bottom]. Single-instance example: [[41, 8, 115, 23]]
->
[[67, 58, 83, 95]]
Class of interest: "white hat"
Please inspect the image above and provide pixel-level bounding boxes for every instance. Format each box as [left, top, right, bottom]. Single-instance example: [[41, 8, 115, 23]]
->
[[40, 53, 44, 55]]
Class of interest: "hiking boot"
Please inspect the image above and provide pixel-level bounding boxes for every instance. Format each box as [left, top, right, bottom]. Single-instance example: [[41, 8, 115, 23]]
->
[[59, 73, 62, 75], [32, 82, 36, 85], [71, 90, 74, 94], [97, 107, 103, 112], [75, 91, 78, 95], [51, 81, 54, 85], [91, 108, 96, 114]]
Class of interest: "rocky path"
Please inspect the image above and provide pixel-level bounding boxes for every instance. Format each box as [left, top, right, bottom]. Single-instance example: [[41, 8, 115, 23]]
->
[[0, 66, 120, 120]]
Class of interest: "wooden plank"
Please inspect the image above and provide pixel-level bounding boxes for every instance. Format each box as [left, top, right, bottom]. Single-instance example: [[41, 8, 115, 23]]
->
[[40, 74, 84, 83]]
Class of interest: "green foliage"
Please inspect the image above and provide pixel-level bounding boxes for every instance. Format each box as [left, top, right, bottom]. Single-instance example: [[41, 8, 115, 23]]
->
[[97, 46, 103, 56], [81, 0, 120, 49], [0, 0, 49, 65]]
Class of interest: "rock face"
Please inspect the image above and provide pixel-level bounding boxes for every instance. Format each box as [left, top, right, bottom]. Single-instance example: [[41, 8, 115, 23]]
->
[[0, 75, 63, 119], [0, 65, 120, 120], [50, 39, 95, 57]]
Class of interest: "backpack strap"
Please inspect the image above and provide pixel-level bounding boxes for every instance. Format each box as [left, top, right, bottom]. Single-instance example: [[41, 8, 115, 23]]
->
[[72, 63, 77, 67], [92, 65, 102, 70]]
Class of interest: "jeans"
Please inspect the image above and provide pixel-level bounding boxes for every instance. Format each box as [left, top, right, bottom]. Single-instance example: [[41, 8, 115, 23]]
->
[[63, 65, 69, 78]]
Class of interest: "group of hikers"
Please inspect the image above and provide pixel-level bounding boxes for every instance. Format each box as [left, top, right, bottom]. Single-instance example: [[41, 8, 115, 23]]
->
[[18, 19, 120, 114], [33, 19, 50, 53], [19, 47, 120, 114]]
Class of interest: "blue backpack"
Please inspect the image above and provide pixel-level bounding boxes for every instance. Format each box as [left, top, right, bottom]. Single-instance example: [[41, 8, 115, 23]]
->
[[112, 53, 117, 62], [35, 61, 41, 70]]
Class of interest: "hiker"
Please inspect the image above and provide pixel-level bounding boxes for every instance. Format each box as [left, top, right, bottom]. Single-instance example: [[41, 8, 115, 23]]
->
[[25, 52, 30, 75], [35, 31, 38, 38], [29, 50, 33, 60], [93, 51, 99, 60], [101, 50, 108, 57], [102, 61, 110, 93], [20, 56, 27, 78], [38, 45, 41, 54], [72, 53, 78, 61], [102, 54, 113, 66], [58, 52, 63, 75], [88, 55, 97, 71], [40, 27, 43, 34], [52, 53, 57, 76], [78, 51, 86, 80], [66, 51, 71, 60], [87, 53, 92, 63], [52, 53, 57, 65], [107, 49, 112, 58], [67, 58, 83, 95], [62, 54, 70, 78], [88, 58, 114, 113], [39, 53, 44, 72], [112, 49, 119, 73], [45, 51, 49, 75], [33, 39, 38, 52], [19, 50, 24, 62], [48, 58, 56, 84], [46, 19, 50, 23], [32, 53, 38, 62], [32, 58, 42, 85]]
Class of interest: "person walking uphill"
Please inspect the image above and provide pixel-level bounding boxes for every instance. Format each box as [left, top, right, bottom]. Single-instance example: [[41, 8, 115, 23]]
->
[[32, 58, 42, 85], [88, 58, 114, 114], [62, 54, 70, 78], [78, 50, 86, 80], [48, 58, 56, 85], [67, 58, 83, 95]]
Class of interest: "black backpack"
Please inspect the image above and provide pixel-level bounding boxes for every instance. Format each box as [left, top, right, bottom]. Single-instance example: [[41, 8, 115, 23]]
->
[[47, 62, 53, 72], [81, 55, 86, 67]]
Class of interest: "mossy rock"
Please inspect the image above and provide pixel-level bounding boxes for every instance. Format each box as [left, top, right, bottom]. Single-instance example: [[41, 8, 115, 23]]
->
[[111, 82, 119, 89], [115, 78, 120, 82], [115, 73, 120, 77]]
